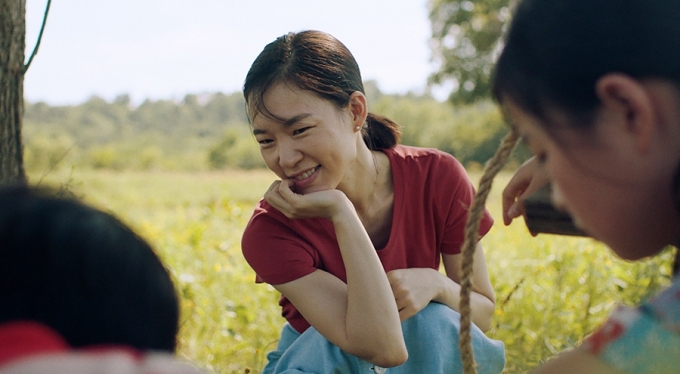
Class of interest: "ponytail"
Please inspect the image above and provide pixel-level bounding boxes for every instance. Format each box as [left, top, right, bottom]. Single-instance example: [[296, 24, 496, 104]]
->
[[243, 31, 403, 151], [362, 113, 402, 150]]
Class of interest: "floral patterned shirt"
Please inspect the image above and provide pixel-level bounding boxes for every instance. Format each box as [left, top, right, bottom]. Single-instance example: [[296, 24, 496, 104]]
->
[[582, 275, 680, 373]]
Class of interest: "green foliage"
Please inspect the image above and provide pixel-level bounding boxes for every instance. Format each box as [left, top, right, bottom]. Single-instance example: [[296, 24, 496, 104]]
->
[[23, 91, 250, 173], [90, 146, 125, 170], [428, 0, 515, 103], [208, 127, 266, 170], [23, 134, 77, 173], [24, 87, 532, 174], [372, 94, 531, 168], [139, 145, 164, 170], [32, 169, 676, 373]]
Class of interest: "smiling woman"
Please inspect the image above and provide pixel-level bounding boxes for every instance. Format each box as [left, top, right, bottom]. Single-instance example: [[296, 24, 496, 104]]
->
[[251, 84, 365, 195], [239, 30, 505, 373]]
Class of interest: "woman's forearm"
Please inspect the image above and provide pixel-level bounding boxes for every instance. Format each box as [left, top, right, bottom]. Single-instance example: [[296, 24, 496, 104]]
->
[[433, 274, 496, 332], [330, 202, 407, 366]]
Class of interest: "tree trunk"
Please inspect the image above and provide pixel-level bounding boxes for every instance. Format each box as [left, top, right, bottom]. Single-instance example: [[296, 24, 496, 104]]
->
[[0, 0, 26, 185]]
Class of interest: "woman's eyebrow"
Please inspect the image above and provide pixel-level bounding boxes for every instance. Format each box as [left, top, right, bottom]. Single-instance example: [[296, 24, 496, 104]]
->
[[283, 113, 312, 126], [252, 113, 313, 136]]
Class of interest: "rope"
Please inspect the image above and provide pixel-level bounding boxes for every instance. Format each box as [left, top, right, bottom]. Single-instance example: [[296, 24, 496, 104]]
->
[[24, 0, 53, 73], [459, 129, 520, 374]]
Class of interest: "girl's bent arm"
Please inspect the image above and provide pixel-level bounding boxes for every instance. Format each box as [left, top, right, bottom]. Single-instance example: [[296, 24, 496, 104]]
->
[[272, 197, 407, 367]]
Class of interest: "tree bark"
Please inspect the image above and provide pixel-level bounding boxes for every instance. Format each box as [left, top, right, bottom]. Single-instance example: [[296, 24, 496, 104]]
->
[[0, 0, 26, 185]]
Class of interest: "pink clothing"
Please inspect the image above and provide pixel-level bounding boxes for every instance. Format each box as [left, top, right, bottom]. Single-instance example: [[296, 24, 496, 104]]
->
[[0, 321, 203, 374], [242, 145, 493, 333]]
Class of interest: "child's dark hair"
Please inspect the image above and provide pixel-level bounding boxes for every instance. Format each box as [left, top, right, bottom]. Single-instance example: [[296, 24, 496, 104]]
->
[[243, 30, 401, 150], [492, 0, 680, 275], [493, 0, 680, 127], [0, 185, 180, 352]]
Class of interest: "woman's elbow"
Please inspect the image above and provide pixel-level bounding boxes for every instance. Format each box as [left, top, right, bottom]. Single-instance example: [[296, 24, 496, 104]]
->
[[475, 299, 496, 333], [476, 316, 493, 333], [346, 325, 408, 367], [365, 342, 408, 368]]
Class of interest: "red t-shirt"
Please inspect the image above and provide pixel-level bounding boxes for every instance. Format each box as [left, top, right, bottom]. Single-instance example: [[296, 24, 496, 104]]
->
[[241, 145, 493, 333]]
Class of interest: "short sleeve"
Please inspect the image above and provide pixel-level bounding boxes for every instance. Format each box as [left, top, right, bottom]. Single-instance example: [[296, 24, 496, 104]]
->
[[241, 204, 318, 285], [437, 152, 494, 255]]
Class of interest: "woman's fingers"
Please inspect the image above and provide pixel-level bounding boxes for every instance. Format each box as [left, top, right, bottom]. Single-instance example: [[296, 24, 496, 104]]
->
[[264, 179, 350, 220], [277, 179, 298, 201], [264, 180, 295, 216], [387, 269, 437, 321]]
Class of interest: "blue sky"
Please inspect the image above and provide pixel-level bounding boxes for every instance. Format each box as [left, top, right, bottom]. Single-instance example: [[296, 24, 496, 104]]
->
[[24, 0, 437, 105]]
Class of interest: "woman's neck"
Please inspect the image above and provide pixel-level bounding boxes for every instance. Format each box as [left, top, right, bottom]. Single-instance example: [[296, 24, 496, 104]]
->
[[338, 145, 392, 218]]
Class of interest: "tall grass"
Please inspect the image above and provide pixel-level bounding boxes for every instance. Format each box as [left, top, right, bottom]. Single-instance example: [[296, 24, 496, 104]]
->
[[31, 168, 674, 373]]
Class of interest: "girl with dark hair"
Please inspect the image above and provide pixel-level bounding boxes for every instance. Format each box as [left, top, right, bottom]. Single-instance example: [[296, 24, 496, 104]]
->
[[241, 30, 505, 373], [0, 186, 203, 374], [495, 0, 680, 372]]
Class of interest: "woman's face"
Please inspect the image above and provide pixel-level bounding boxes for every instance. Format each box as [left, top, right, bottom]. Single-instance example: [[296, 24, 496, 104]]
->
[[506, 101, 677, 260], [250, 83, 360, 195]]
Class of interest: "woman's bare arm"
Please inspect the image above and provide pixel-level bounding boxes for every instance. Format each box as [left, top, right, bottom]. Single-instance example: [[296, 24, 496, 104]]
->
[[267, 181, 407, 367], [384, 243, 495, 331], [436, 243, 496, 332]]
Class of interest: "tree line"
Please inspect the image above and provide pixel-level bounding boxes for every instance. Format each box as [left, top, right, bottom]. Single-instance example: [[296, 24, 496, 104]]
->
[[7, 0, 518, 181], [22, 80, 529, 175]]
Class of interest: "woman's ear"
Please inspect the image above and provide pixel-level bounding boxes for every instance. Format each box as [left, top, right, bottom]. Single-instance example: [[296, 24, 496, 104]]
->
[[595, 74, 656, 153], [348, 91, 368, 127]]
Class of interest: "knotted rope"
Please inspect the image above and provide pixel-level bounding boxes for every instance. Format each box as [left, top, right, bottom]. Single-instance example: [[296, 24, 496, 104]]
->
[[459, 129, 520, 374]]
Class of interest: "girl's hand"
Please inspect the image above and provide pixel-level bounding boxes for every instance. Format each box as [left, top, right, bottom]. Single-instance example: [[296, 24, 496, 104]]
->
[[502, 156, 550, 226], [264, 180, 351, 220], [386, 268, 443, 321]]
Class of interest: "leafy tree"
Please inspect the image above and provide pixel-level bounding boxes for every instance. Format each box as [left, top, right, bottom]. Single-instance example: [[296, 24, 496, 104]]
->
[[203, 92, 248, 125], [428, 0, 515, 104], [208, 128, 240, 169], [372, 93, 530, 168], [371, 93, 455, 147], [22, 85, 530, 172], [207, 127, 264, 170], [23, 134, 75, 173]]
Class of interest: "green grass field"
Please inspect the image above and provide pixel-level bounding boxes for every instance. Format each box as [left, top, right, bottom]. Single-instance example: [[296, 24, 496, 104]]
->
[[31, 168, 675, 373]]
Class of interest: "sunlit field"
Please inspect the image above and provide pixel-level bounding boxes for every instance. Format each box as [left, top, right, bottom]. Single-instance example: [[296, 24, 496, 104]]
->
[[32, 168, 675, 373]]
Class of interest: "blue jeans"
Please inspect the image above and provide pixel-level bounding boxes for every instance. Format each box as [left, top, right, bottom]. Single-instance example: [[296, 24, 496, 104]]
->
[[262, 302, 505, 373]]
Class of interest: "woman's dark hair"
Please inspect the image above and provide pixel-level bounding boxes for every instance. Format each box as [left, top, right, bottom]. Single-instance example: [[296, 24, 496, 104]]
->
[[493, 0, 680, 127], [0, 185, 180, 352], [243, 30, 401, 150]]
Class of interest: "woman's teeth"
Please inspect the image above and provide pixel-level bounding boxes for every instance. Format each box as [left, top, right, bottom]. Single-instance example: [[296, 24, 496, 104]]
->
[[296, 167, 318, 180]]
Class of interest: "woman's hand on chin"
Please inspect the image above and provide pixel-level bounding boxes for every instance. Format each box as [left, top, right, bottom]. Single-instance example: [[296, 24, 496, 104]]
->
[[264, 179, 352, 220]]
